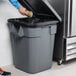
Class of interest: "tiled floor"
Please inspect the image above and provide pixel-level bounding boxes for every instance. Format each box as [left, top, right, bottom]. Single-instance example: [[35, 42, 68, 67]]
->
[[2, 61, 76, 76]]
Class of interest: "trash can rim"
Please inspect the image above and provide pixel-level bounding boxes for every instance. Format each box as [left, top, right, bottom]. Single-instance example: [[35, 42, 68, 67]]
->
[[8, 18, 58, 28]]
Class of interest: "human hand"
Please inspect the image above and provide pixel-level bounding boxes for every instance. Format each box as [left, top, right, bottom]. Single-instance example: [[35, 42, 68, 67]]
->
[[18, 7, 33, 17], [18, 6, 26, 15]]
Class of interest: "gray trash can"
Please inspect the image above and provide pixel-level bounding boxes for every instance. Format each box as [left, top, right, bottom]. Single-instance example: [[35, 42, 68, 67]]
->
[[8, 17, 58, 74], [8, 0, 61, 74]]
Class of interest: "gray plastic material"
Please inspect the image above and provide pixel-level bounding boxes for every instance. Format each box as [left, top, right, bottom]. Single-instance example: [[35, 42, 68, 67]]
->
[[9, 22, 57, 74]]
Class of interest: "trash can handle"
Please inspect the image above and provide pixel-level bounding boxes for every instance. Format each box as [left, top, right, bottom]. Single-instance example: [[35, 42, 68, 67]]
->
[[17, 26, 24, 37], [49, 25, 57, 35]]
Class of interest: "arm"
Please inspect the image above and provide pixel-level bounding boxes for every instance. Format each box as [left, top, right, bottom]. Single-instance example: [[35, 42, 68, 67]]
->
[[9, 0, 33, 17], [9, 0, 21, 9], [9, 0, 27, 15]]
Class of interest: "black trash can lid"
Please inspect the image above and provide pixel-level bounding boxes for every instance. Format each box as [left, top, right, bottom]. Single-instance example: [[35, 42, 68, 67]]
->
[[18, 0, 62, 22], [8, 16, 58, 28]]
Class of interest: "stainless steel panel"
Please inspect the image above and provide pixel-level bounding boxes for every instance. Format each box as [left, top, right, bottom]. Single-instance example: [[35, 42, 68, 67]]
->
[[66, 53, 76, 60], [66, 48, 76, 56], [67, 37, 76, 44], [71, 0, 76, 36], [63, 0, 72, 37], [67, 43, 76, 50], [66, 37, 76, 60], [67, 0, 72, 37]]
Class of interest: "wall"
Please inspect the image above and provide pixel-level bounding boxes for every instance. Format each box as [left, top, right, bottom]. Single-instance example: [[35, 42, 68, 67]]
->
[[0, 0, 25, 67]]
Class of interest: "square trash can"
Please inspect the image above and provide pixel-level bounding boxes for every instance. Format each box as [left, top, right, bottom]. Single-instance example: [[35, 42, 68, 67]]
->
[[8, 0, 61, 74]]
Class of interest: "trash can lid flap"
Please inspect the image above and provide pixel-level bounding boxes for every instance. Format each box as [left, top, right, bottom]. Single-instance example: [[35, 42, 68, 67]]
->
[[18, 0, 62, 22]]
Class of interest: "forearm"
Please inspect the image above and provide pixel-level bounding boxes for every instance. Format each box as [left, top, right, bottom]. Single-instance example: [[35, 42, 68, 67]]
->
[[9, 0, 21, 9], [9, 0, 33, 17]]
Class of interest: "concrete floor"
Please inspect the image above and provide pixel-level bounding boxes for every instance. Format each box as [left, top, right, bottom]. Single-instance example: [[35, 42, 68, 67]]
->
[[2, 61, 76, 76]]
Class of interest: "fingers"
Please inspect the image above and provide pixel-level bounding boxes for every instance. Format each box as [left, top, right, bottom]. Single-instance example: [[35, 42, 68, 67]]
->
[[18, 7, 33, 17], [18, 7, 26, 15], [24, 10, 33, 17]]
